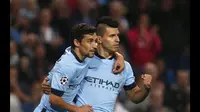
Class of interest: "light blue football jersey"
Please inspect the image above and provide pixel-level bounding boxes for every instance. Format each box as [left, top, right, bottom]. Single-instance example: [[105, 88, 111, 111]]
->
[[34, 47, 91, 112], [75, 53, 136, 112]]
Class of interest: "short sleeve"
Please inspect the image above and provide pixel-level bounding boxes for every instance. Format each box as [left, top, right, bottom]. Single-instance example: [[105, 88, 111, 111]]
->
[[50, 65, 75, 96], [123, 62, 136, 91]]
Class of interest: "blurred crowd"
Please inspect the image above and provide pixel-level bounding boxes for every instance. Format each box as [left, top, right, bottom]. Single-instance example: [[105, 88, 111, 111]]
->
[[10, 0, 190, 112]]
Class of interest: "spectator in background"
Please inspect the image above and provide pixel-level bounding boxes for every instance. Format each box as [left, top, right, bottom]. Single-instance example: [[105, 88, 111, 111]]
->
[[10, 66, 31, 104], [125, 0, 152, 28], [164, 69, 190, 112], [10, 40, 20, 66], [30, 8, 64, 62], [10, 93, 22, 112], [19, 0, 38, 21], [51, 0, 72, 47], [114, 96, 130, 112], [32, 43, 50, 81], [18, 32, 38, 59], [151, 0, 189, 71], [109, 0, 129, 33], [154, 58, 176, 86], [146, 80, 175, 112], [10, 0, 21, 23], [70, 0, 98, 26], [11, 0, 36, 44], [21, 81, 43, 112], [127, 13, 162, 75], [30, 8, 58, 44], [18, 56, 34, 93]]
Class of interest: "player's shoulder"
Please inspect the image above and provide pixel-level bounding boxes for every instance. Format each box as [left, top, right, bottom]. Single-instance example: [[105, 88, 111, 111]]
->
[[60, 47, 75, 62], [123, 60, 133, 72], [124, 60, 132, 68]]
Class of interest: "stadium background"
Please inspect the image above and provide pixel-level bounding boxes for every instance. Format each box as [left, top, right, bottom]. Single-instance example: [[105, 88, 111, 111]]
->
[[10, 0, 190, 112]]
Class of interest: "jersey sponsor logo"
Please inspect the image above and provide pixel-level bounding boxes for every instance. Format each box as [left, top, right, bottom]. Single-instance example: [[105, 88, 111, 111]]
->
[[84, 76, 120, 89], [60, 76, 68, 85]]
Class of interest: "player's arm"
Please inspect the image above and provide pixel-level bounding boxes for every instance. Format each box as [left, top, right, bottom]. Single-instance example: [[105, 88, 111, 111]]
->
[[41, 77, 51, 94], [49, 92, 77, 111], [49, 72, 93, 112], [125, 74, 152, 104], [113, 52, 125, 73], [49, 92, 93, 112]]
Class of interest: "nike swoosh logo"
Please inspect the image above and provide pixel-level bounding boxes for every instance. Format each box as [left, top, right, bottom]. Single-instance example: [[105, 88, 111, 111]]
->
[[88, 67, 97, 69]]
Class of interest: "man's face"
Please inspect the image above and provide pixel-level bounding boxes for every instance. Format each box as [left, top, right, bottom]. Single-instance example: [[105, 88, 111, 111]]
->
[[101, 27, 120, 53], [79, 33, 98, 58]]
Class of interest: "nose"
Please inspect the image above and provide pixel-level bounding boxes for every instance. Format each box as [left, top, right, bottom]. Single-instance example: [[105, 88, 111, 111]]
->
[[93, 41, 98, 49], [116, 35, 120, 43]]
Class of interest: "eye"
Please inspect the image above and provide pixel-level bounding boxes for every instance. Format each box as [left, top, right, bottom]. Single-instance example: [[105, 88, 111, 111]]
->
[[88, 39, 94, 44]]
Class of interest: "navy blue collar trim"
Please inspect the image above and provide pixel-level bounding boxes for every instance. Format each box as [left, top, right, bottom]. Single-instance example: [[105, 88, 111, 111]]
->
[[71, 49, 84, 63], [95, 52, 115, 60]]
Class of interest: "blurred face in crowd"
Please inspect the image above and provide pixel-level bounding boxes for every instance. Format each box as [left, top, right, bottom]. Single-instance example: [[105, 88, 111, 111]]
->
[[138, 0, 149, 11], [77, 33, 98, 58], [109, 1, 125, 18], [138, 13, 149, 29], [11, 0, 20, 15], [27, 0, 36, 10], [176, 70, 189, 88], [40, 8, 52, 26], [78, 0, 97, 14], [155, 59, 165, 75], [35, 44, 46, 58], [10, 67, 18, 87], [144, 62, 158, 81], [99, 26, 120, 53], [161, 0, 174, 11], [10, 41, 17, 55], [20, 56, 30, 70]]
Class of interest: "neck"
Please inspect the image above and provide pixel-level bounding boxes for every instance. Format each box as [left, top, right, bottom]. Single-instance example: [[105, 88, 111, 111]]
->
[[97, 45, 114, 59], [73, 48, 86, 62]]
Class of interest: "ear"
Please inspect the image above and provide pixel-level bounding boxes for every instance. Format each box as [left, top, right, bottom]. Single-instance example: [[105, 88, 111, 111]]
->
[[97, 36, 102, 44], [73, 39, 80, 47]]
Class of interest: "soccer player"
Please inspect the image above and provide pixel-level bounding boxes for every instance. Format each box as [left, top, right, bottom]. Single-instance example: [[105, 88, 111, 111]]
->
[[34, 23, 125, 112], [75, 17, 152, 111], [42, 17, 152, 112]]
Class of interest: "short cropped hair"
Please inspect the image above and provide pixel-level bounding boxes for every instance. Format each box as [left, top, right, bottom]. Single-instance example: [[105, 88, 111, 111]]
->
[[71, 23, 96, 48], [95, 16, 119, 37]]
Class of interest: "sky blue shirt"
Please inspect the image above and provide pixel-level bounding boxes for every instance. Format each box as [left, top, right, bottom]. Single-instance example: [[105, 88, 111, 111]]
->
[[75, 53, 136, 112], [34, 47, 91, 112]]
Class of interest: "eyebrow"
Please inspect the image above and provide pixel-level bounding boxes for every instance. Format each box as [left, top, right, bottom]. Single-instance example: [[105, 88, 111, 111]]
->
[[109, 33, 120, 36]]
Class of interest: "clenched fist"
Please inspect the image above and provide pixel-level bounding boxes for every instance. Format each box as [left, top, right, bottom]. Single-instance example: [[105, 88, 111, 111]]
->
[[141, 74, 152, 90]]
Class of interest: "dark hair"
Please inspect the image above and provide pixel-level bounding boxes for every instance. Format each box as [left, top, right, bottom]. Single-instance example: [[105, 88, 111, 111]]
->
[[71, 23, 96, 48], [95, 16, 119, 36]]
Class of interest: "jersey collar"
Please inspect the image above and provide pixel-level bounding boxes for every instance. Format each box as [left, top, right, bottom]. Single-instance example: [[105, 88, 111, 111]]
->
[[95, 52, 116, 60], [71, 49, 84, 63]]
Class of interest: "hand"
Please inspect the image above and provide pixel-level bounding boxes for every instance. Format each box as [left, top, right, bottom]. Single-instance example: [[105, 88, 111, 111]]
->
[[76, 105, 93, 112], [41, 77, 51, 94], [141, 74, 152, 90], [113, 52, 125, 74]]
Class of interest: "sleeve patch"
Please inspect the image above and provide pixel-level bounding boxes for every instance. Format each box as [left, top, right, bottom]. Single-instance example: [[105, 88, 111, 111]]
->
[[60, 76, 68, 85]]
